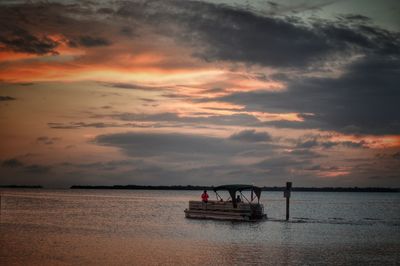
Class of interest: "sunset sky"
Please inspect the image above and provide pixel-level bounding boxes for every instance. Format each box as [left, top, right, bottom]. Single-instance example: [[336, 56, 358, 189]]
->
[[0, 0, 399, 188]]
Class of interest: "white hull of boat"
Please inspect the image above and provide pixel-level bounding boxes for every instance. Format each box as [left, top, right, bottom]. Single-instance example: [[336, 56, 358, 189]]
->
[[184, 201, 267, 222]]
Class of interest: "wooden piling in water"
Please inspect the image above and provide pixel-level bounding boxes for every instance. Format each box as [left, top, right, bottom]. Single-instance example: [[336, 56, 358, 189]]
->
[[284, 182, 292, 221]]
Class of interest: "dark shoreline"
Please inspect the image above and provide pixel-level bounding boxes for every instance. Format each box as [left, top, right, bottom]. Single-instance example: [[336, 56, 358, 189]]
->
[[1, 185, 398, 192], [69, 185, 400, 192], [0, 185, 42, 189]]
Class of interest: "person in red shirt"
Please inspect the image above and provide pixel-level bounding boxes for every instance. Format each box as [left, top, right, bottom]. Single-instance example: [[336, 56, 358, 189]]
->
[[201, 190, 209, 203]]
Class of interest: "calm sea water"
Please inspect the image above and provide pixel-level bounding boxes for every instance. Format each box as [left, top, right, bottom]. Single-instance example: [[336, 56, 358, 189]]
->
[[1, 189, 399, 265]]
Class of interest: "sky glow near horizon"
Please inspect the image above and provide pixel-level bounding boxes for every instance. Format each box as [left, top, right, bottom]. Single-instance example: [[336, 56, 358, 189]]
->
[[0, 0, 399, 188]]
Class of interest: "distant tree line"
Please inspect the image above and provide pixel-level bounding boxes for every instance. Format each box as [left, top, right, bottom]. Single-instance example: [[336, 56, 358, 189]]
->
[[70, 185, 399, 192], [1, 184, 398, 192], [0, 185, 42, 188]]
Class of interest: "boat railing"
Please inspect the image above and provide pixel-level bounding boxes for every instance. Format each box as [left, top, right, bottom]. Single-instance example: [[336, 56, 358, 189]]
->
[[188, 200, 262, 211]]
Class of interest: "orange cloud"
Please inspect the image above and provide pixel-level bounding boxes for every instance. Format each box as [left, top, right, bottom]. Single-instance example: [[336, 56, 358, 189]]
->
[[330, 134, 400, 149], [317, 171, 350, 177]]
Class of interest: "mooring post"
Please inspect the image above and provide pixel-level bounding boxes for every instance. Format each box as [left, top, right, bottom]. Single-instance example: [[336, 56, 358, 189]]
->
[[284, 182, 292, 221]]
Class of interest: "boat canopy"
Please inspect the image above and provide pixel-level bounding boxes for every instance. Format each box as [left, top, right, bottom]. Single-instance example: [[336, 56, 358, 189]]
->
[[213, 184, 262, 204]]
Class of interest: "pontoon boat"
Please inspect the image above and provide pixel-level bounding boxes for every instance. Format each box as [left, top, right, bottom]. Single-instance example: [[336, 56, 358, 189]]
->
[[184, 184, 267, 221]]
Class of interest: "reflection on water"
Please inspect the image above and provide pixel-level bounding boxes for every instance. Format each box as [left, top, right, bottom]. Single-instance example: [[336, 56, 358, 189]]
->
[[1, 190, 399, 265]]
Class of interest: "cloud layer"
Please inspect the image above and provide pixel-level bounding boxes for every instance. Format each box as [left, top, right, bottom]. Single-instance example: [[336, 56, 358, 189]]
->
[[0, 0, 399, 187]]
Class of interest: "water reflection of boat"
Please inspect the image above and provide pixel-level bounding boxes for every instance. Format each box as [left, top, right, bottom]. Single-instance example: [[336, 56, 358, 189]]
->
[[184, 185, 267, 221]]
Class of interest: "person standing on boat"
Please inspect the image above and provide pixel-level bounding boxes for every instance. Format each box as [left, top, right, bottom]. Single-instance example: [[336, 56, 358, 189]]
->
[[201, 190, 209, 203], [236, 195, 241, 203]]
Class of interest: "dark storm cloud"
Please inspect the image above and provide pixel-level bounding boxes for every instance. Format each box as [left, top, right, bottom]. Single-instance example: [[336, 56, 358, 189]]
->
[[186, 10, 331, 67], [209, 55, 400, 135], [0, 96, 16, 101], [116, 0, 330, 67], [229, 129, 272, 142], [0, 27, 59, 55], [95, 132, 268, 157], [114, 0, 399, 68]]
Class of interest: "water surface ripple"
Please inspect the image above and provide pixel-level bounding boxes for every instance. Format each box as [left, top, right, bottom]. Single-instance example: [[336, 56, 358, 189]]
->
[[1, 189, 399, 265]]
